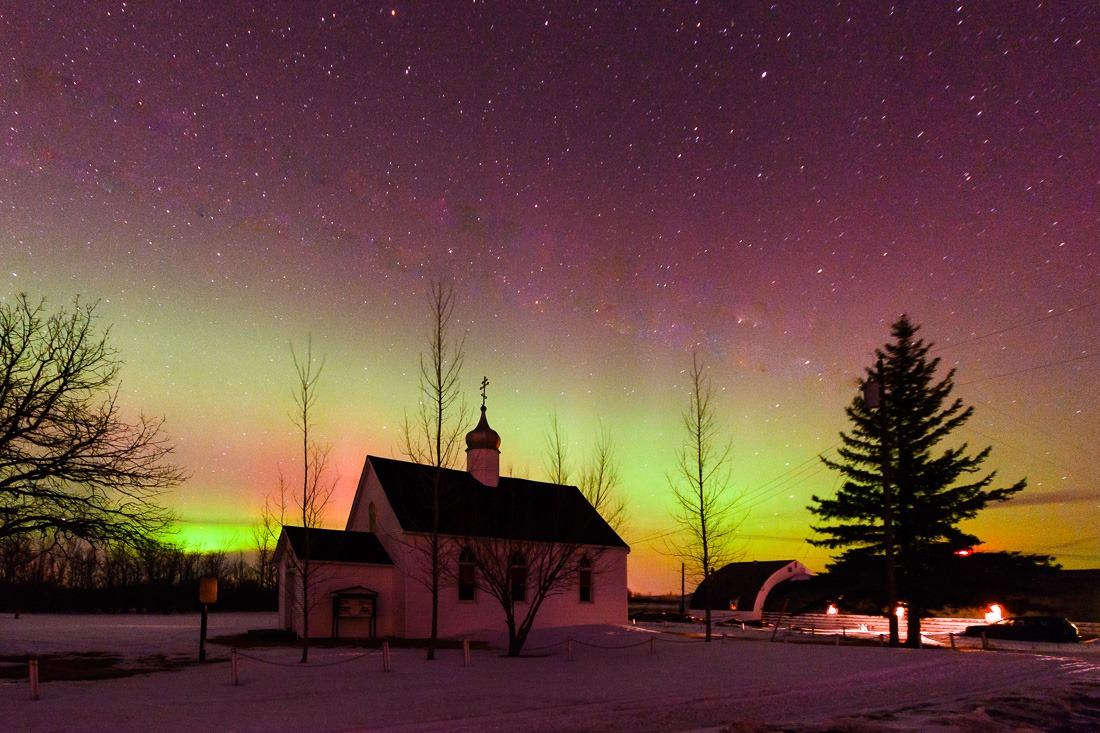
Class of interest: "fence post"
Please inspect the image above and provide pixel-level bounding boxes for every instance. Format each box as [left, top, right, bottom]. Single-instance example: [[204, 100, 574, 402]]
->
[[567, 637, 574, 662], [382, 641, 392, 672], [650, 637, 656, 655], [834, 633, 840, 646], [463, 639, 470, 668], [230, 648, 240, 686], [949, 632, 955, 650], [980, 632, 988, 650], [29, 658, 39, 700]]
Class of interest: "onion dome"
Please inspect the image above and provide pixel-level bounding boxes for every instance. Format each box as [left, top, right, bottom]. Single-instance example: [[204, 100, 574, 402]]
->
[[465, 406, 501, 451]]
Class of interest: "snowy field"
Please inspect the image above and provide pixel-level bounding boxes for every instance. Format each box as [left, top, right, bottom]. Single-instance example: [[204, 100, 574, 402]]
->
[[2, 612, 1099, 732]]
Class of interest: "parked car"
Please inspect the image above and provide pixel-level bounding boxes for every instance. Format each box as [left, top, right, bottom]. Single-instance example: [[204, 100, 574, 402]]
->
[[961, 616, 1080, 643]]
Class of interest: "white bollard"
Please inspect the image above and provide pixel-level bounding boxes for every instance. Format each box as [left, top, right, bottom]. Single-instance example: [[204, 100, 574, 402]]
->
[[949, 632, 956, 650], [382, 641, 392, 672], [29, 659, 39, 700], [463, 639, 470, 668]]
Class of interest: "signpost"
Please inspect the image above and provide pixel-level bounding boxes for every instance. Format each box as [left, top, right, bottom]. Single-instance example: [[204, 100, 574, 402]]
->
[[199, 576, 218, 662]]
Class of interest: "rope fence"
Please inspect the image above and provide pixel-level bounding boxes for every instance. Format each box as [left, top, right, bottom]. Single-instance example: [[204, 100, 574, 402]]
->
[[233, 648, 376, 668], [30, 620, 1080, 699]]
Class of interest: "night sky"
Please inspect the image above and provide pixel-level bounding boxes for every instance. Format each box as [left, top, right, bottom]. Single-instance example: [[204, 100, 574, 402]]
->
[[3, 2, 1097, 592]]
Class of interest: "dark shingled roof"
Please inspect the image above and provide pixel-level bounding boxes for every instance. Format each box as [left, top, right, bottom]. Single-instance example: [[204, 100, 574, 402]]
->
[[690, 560, 799, 610], [368, 455, 628, 549], [281, 526, 394, 565]]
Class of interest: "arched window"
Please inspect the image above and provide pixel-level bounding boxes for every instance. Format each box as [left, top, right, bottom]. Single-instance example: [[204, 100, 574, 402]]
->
[[509, 551, 527, 603], [578, 555, 593, 603], [367, 502, 377, 532], [458, 547, 476, 601]]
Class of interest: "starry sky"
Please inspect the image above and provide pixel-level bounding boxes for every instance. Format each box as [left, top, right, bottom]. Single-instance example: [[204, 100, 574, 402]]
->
[[2, 2, 1098, 592]]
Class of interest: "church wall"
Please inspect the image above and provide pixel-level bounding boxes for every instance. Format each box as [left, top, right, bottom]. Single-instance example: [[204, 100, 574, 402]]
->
[[398, 541, 504, 639], [530, 547, 629, 630], [290, 561, 398, 639], [277, 561, 298, 632], [346, 462, 410, 636], [398, 539, 629, 639], [339, 456, 631, 641]]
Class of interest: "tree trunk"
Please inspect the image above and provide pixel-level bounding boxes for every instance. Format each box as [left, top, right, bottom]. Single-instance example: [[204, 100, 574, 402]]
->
[[905, 608, 922, 648], [300, 554, 310, 663], [428, 521, 439, 660], [505, 613, 522, 657]]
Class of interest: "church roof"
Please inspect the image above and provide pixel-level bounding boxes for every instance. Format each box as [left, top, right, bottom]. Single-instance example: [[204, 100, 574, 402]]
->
[[367, 455, 628, 549], [281, 526, 394, 565]]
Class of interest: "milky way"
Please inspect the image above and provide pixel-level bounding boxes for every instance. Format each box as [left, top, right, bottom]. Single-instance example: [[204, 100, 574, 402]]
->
[[2, 2, 1097, 590]]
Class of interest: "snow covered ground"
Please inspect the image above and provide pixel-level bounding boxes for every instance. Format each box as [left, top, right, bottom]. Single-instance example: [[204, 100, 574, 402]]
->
[[2, 612, 1098, 732]]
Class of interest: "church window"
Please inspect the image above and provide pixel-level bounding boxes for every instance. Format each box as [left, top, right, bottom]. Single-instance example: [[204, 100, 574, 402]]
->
[[578, 555, 593, 603], [458, 547, 476, 601], [509, 551, 527, 603]]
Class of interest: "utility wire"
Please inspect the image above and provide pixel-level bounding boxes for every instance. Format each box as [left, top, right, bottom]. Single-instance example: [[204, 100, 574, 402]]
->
[[635, 446, 844, 550], [963, 402, 1100, 466], [935, 301, 1099, 353], [960, 351, 1100, 386]]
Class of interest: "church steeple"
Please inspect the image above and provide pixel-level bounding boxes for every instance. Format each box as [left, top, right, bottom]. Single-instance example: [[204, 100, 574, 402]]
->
[[466, 377, 500, 486]]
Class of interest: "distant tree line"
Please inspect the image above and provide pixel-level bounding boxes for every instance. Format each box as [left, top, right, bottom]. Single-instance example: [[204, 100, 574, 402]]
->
[[764, 549, 1063, 619], [0, 535, 276, 613]]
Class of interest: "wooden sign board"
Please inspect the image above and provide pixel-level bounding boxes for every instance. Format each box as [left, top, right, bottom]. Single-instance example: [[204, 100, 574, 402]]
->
[[337, 598, 374, 618]]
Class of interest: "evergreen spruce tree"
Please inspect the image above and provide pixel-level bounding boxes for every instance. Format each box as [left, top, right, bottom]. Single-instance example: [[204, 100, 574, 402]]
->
[[809, 315, 1025, 646]]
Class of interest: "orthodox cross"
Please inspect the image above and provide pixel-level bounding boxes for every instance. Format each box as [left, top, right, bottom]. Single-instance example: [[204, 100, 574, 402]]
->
[[480, 376, 489, 408]]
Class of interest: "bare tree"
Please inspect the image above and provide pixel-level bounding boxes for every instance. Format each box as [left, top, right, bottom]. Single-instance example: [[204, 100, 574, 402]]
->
[[667, 351, 742, 641], [0, 294, 184, 547], [267, 338, 336, 663], [200, 547, 229, 580], [251, 506, 278, 591], [544, 417, 626, 533], [462, 528, 599, 657], [578, 424, 626, 533], [400, 281, 469, 660], [543, 413, 573, 485]]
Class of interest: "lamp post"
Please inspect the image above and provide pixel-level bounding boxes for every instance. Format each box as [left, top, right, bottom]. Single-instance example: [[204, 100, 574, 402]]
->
[[863, 359, 900, 647]]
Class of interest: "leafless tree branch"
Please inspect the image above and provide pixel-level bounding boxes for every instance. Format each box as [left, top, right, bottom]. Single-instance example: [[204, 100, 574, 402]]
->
[[665, 350, 744, 640], [0, 294, 183, 548]]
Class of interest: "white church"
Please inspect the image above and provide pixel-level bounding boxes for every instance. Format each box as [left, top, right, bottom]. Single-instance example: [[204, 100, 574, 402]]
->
[[274, 404, 630, 639]]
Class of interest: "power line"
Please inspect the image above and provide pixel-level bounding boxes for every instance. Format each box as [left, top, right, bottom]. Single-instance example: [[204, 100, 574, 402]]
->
[[633, 446, 843, 549], [961, 351, 1100, 386], [935, 301, 1099, 353], [965, 402, 1100, 466], [740, 463, 833, 513], [736, 444, 840, 505]]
